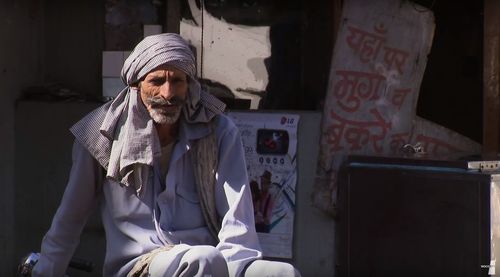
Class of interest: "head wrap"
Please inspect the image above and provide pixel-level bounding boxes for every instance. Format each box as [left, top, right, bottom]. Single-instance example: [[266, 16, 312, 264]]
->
[[120, 33, 225, 124], [121, 33, 196, 85], [71, 33, 225, 195]]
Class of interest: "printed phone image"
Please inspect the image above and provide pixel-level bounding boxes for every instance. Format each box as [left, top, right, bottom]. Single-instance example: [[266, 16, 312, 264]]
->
[[256, 129, 289, 155]]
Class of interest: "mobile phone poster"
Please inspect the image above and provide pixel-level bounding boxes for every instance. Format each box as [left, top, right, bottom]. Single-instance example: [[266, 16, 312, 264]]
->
[[228, 112, 300, 258]]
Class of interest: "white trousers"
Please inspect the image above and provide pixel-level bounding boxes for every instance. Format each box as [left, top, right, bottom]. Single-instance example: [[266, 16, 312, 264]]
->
[[244, 260, 300, 277], [148, 244, 300, 277]]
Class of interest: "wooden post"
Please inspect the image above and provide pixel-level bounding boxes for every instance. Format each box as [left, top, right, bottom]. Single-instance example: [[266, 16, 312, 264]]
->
[[165, 0, 180, 33], [483, 0, 500, 154], [333, 0, 343, 43]]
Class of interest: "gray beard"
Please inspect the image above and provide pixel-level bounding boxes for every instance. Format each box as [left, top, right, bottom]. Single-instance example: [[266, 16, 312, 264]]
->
[[148, 106, 182, 124], [144, 96, 185, 124]]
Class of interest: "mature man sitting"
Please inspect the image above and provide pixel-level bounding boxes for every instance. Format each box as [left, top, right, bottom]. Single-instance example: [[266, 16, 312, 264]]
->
[[32, 33, 300, 277]]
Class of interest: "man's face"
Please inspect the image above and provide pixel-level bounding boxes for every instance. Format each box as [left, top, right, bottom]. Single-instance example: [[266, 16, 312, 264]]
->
[[139, 65, 188, 125]]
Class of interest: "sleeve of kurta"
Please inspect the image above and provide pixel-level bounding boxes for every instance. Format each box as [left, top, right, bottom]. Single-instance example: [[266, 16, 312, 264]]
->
[[214, 118, 263, 277], [32, 141, 102, 277]]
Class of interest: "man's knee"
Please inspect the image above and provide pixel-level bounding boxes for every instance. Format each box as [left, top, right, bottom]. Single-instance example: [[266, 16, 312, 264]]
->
[[148, 245, 228, 277], [180, 245, 228, 276], [184, 245, 225, 264], [244, 260, 301, 277]]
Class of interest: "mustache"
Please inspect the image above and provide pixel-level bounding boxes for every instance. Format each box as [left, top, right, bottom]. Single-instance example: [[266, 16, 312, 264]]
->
[[145, 96, 186, 107]]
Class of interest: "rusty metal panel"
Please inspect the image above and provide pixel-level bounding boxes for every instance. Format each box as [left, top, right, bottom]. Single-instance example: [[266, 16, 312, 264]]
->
[[313, 0, 435, 214]]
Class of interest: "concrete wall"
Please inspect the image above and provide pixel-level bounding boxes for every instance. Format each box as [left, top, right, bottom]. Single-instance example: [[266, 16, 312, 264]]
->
[[0, 1, 44, 275], [15, 102, 103, 277], [0, 1, 103, 275], [294, 112, 336, 276]]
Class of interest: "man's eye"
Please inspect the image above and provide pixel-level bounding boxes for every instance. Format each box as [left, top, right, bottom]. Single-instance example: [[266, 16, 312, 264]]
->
[[149, 78, 165, 85], [171, 78, 186, 84]]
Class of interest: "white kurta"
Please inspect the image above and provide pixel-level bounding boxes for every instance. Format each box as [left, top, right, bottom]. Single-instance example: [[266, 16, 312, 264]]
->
[[33, 114, 262, 277]]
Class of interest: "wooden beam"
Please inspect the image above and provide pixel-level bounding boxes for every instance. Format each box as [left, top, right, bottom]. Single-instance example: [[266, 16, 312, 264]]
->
[[165, 0, 180, 33], [333, 0, 342, 43], [483, 0, 500, 154]]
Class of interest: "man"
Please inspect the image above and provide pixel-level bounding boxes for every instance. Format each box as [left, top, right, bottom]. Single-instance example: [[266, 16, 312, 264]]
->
[[33, 34, 299, 277]]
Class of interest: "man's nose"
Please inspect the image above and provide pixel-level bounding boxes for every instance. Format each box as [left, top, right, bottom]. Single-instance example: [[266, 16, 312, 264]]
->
[[159, 81, 174, 99]]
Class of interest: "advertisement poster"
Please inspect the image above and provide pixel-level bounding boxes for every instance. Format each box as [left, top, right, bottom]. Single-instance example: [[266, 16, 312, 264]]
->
[[228, 112, 300, 258]]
